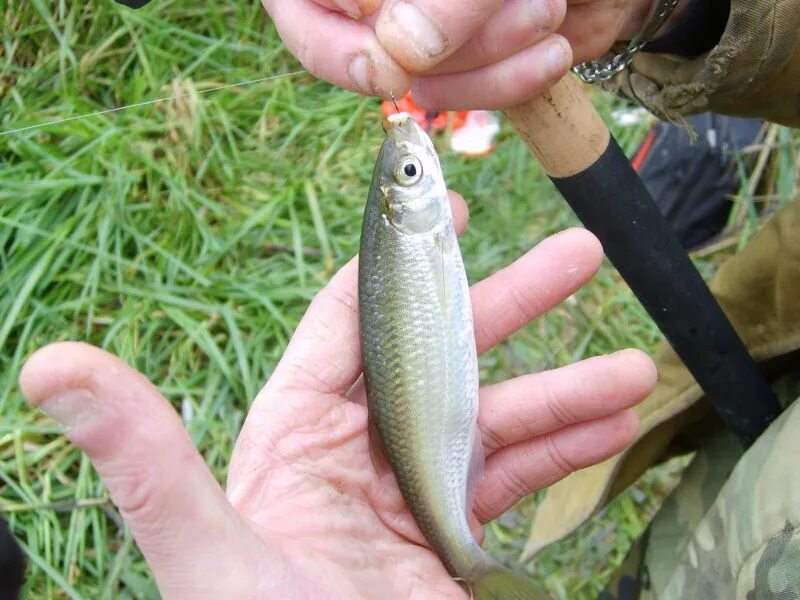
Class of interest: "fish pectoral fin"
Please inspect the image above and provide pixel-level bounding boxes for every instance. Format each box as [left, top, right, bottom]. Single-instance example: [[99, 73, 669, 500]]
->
[[367, 415, 393, 474]]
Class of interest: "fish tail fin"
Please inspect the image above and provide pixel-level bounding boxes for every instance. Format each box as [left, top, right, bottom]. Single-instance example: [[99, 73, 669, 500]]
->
[[470, 560, 551, 600]]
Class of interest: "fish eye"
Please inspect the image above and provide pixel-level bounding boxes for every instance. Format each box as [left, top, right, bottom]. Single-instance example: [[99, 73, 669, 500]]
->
[[394, 156, 423, 187]]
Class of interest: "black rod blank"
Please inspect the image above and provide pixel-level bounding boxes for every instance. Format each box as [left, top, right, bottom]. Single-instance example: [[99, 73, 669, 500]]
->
[[552, 135, 781, 447]]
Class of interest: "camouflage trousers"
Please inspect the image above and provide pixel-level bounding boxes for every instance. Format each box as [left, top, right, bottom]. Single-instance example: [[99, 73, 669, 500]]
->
[[601, 387, 800, 599]]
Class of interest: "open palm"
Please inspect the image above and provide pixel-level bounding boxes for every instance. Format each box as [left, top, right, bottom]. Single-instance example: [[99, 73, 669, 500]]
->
[[20, 193, 655, 599]]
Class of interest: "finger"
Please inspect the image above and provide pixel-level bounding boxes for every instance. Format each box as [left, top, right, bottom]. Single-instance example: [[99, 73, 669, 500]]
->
[[557, 1, 627, 64], [411, 34, 572, 111], [375, 0, 503, 72], [449, 190, 471, 234], [18, 343, 261, 591], [471, 227, 603, 354], [427, 0, 566, 75], [264, 0, 411, 98], [310, 0, 382, 18], [479, 349, 656, 452], [266, 190, 469, 396], [474, 410, 640, 522]]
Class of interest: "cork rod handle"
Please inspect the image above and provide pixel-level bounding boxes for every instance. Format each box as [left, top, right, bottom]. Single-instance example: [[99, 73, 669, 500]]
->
[[503, 75, 610, 178]]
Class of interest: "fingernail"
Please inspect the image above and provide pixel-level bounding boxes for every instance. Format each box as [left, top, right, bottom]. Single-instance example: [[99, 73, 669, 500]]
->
[[39, 389, 98, 432], [373, 53, 414, 100], [545, 37, 570, 75], [389, 1, 447, 59], [334, 0, 361, 18], [348, 52, 375, 94]]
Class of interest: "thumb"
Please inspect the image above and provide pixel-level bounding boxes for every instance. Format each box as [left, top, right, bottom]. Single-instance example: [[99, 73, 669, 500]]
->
[[19, 342, 263, 595]]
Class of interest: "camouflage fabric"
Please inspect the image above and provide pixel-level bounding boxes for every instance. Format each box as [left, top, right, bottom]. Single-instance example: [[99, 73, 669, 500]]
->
[[644, 430, 743, 595], [527, 197, 800, 557], [601, 384, 800, 599]]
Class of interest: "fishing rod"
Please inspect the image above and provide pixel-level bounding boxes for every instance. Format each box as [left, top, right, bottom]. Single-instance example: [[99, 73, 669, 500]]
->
[[504, 75, 781, 448]]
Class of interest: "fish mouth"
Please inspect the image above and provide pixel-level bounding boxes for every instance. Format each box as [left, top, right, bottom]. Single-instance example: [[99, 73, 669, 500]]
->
[[386, 111, 414, 127], [385, 112, 437, 158], [386, 112, 426, 146]]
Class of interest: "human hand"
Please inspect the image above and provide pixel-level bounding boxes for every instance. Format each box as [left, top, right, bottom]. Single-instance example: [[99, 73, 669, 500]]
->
[[264, 0, 690, 110], [19, 192, 656, 599]]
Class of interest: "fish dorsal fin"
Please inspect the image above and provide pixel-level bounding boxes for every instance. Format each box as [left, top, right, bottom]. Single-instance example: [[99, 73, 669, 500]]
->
[[367, 414, 392, 474]]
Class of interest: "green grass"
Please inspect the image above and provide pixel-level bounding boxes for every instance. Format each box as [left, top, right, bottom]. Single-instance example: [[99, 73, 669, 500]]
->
[[2, 1, 799, 598]]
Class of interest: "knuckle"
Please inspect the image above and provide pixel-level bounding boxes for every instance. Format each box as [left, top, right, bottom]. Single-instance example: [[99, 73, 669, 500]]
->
[[103, 461, 164, 524], [505, 276, 544, 323], [477, 417, 505, 452], [497, 453, 532, 500], [540, 376, 577, 426], [544, 433, 576, 476], [98, 439, 203, 530]]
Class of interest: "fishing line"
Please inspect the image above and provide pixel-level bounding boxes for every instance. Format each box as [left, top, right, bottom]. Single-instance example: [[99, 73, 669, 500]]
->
[[0, 69, 306, 137]]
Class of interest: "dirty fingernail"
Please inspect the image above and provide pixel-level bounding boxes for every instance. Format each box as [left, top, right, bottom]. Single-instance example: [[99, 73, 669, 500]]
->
[[348, 53, 375, 94], [39, 389, 98, 432], [389, 1, 447, 60]]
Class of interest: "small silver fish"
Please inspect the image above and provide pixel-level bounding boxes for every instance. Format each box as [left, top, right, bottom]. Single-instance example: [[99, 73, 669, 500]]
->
[[359, 113, 549, 599]]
